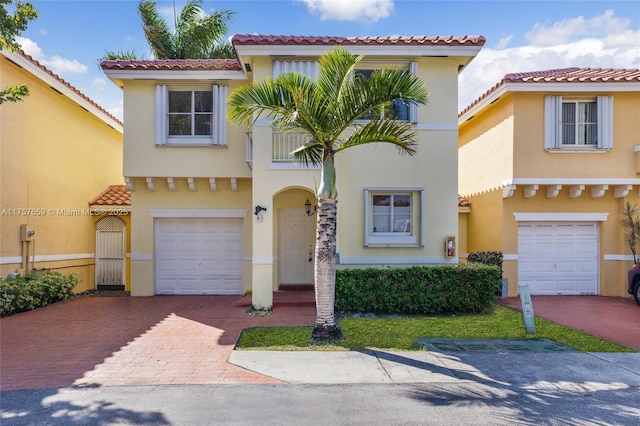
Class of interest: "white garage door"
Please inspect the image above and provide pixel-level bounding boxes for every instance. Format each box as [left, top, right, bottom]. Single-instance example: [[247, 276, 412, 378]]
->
[[155, 218, 243, 295], [518, 222, 598, 295]]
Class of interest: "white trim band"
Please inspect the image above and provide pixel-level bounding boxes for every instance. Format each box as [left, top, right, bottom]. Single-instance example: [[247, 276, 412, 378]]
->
[[604, 254, 636, 261], [0, 253, 94, 265], [502, 254, 518, 261], [414, 123, 457, 131], [340, 256, 458, 265], [514, 213, 609, 222], [252, 257, 274, 265], [504, 178, 640, 186]]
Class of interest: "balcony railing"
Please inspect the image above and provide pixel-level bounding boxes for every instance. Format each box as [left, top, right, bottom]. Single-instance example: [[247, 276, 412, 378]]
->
[[245, 131, 253, 169], [245, 130, 318, 168], [272, 131, 309, 162]]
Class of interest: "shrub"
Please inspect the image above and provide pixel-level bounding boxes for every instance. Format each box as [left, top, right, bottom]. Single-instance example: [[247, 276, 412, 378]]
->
[[335, 263, 500, 315], [467, 251, 503, 277], [0, 272, 79, 317]]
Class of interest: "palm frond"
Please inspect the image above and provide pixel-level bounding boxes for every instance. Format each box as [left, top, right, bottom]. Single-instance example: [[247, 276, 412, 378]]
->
[[290, 139, 324, 167], [335, 119, 418, 156], [138, 1, 173, 59]]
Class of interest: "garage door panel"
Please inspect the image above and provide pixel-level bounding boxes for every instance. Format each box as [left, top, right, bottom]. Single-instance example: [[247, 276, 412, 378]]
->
[[155, 217, 244, 295], [577, 224, 597, 236], [518, 222, 598, 295], [533, 225, 554, 236], [533, 242, 554, 256], [555, 224, 575, 236], [576, 242, 597, 255], [556, 261, 575, 273]]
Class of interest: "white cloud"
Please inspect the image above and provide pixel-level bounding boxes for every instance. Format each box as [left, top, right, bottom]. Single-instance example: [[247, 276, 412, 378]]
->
[[17, 37, 88, 75], [46, 56, 87, 74], [92, 77, 108, 92], [525, 9, 631, 46], [459, 10, 640, 112], [297, 0, 393, 23], [495, 35, 512, 50]]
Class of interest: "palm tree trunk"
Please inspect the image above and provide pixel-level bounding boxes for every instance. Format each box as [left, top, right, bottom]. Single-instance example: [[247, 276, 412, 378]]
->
[[312, 196, 342, 340]]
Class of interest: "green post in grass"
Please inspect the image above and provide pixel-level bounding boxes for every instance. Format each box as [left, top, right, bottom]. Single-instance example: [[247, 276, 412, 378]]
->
[[518, 284, 536, 334]]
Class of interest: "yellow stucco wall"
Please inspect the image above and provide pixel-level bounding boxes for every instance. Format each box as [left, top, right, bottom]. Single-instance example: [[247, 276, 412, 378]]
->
[[459, 95, 514, 196], [121, 54, 466, 301], [127, 178, 251, 296], [122, 80, 251, 178], [512, 92, 640, 178], [460, 89, 639, 298], [1, 55, 124, 292]]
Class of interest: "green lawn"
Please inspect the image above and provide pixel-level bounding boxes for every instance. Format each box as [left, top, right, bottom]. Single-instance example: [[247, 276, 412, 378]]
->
[[236, 306, 635, 353]]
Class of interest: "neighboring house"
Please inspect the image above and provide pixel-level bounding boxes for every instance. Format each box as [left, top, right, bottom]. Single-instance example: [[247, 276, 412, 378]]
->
[[0, 50, 127, 292], [459, 68, 640, 298], [100, 34, 485, 307]]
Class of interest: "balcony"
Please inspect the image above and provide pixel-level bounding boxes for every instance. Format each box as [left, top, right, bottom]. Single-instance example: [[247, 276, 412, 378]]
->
[[246, 130, 319, 169], [272, 131, 309, 162]]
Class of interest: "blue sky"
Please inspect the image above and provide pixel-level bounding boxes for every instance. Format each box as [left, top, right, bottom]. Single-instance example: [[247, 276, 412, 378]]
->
[[16, 0, 640, 120]]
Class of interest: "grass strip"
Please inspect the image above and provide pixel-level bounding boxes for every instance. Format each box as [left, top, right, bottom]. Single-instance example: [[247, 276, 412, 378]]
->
[[236, 306, 635, 352]]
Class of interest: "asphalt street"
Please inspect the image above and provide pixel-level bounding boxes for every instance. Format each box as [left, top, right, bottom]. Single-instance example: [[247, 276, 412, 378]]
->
[[2, 382, 640, 426], [2, 351, 640, 425]]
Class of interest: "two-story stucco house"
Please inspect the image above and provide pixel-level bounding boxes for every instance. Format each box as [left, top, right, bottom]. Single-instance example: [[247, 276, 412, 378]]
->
[[100, 34, 485, 308], [1, 50, 128, 292], [459, 68, 640, 298]]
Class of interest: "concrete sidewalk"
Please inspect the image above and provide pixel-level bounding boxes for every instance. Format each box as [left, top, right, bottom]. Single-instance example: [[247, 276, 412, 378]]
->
[[229, 350, 640, 389]]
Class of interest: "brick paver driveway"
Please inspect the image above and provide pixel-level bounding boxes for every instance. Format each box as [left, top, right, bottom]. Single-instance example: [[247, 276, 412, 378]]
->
[[0, 294, 315, 391]]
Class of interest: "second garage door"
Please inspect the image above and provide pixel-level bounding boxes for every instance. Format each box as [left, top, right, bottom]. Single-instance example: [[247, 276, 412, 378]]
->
[[518, 222, 598, 295], [155, 217, 243, 295]]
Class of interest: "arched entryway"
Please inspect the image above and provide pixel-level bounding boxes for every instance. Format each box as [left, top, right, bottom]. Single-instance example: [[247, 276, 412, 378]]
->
[[275, 188, 317, 287], [95, 216, 127, 290]]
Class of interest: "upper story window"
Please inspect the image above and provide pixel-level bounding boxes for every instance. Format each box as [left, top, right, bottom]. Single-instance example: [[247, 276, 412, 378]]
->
[[561, 100, 597, 146], [355, 68, 412, 122], [364, 188, 424, 247], [544, 95, 613, 151], [272, 60, 418, 124], [155, 84, 227, 147], [168, 90, 212, 136]]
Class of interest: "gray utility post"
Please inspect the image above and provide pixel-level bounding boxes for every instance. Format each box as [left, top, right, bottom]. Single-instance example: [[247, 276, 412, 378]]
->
[[518, 284, 536, 334]]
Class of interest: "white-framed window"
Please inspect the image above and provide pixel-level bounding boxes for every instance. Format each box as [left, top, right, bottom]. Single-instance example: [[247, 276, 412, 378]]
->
[[355, 62, 418, 123], [544, 95, 613, 150], [364, 188, 424, 247], [272, 60, 418, 123], [155, 84, 227, 146]]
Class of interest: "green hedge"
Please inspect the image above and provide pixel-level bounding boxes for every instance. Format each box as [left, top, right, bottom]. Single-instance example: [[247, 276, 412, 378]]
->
[[0, 272, 79, 317], [467, 251, 503, 276], [335, 264, 500, 315]]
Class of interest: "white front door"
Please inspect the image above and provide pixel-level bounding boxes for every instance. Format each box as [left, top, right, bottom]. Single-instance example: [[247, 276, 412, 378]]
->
[[518, 222, 599, 295], [279, 209, 315, 285], [155, 217, 243, 295], [95, 216, 126, 288]]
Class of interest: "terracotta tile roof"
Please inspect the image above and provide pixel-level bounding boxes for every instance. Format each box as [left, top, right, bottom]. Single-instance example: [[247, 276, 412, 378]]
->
[[503, 67, 640, 83], [460, 67, 640, 117], [13, 51, 122, 127], [458, 195, 470, 208], [89, 185, 131, 206], [100, 58, 242, 71], [232, 34, 486, 47]]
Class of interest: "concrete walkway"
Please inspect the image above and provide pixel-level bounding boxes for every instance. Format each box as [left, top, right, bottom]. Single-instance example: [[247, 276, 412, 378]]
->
[[229, 350, 640, 389]]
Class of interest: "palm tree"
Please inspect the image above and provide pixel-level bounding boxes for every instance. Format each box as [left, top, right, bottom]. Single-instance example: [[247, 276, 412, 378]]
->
[[104, 0, 234, 60], [228, 48, 428, 340], [139, 0, 234, 59]]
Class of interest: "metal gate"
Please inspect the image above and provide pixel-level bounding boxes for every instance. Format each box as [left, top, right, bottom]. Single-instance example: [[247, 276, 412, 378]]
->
[[95, 216, 126, 288]]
